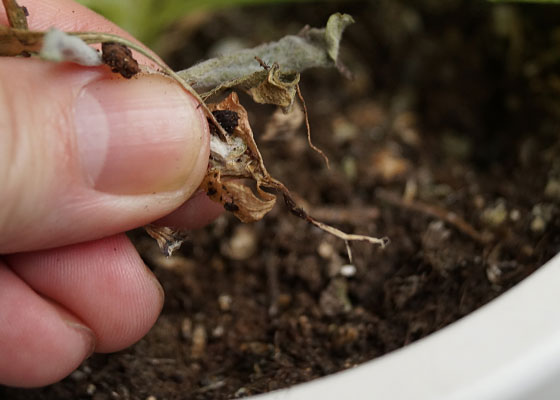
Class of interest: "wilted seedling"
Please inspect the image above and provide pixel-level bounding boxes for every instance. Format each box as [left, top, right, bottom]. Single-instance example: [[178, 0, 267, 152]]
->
[[0, 1, 389, 260]]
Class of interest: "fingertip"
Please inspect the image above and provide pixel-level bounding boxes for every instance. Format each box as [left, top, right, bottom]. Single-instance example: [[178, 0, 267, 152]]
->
[[7, 234, 164, 354], [0, 261, 95, 387]]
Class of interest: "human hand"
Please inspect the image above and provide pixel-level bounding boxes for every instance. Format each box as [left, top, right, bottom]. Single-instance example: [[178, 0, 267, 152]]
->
[[0, 0, 221, 387]]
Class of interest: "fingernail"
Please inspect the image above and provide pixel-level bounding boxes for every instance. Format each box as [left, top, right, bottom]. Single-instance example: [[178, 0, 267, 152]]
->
[[65, 321, 97, 358], [74, 74, 207, 195]]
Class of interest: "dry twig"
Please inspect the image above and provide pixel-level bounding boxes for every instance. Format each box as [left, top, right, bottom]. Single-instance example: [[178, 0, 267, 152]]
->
[[376, 188, 490, 244], [2, 0, 28, 29]]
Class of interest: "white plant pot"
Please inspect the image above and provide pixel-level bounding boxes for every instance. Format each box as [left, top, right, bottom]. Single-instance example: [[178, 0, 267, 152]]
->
[[251, 252, 560, 400]]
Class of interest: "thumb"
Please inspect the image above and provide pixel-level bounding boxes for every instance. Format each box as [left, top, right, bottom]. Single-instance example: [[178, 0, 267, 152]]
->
[[0, 58, 209, 253]]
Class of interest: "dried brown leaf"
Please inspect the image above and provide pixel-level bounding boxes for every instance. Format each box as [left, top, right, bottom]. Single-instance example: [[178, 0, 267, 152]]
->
[[200, 92, 278, 223], [201, 173, 276, 223], [207, 92, 270, 181], [144, 225, 189, 257], [246, 64, 300, 108], [198, 92, 388, 260]]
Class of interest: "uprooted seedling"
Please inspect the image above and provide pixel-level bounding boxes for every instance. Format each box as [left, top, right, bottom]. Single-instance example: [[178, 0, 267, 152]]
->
[[1, 1, 389, 260]]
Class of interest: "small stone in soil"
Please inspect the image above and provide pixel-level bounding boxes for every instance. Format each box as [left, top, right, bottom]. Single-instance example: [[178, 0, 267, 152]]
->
[[481, 199, 508, 227], [223, 225, 257, 260], [340, 264, 357, 277], [191, 324, 207, 359], [212, 325, 225, 338], [70, 370, 86, 382], [218, 294, 233, 311], [86, 384, 96, 396], [181, 318, 193, 340]]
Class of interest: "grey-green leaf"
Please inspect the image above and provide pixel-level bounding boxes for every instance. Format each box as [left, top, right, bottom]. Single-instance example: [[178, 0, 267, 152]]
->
[[178, 13, 354, 92], [325, 13, 355, 64]]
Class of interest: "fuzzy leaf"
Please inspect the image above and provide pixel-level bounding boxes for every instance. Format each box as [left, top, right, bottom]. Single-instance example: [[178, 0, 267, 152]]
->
[[40, 29, 103, 66], [178, 13, 354, 92], [325, 13, 355, 64]]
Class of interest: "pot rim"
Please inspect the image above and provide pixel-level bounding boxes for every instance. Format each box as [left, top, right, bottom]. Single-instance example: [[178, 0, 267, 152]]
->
[[250, 252, 560, 400]]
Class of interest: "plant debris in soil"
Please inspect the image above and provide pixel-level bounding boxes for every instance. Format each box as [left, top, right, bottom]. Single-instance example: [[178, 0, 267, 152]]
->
[[101, 42, 140, 79], [2, 0, 560, 399]]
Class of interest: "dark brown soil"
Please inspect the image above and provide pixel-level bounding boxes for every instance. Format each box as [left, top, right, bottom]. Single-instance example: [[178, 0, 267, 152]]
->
[[3, 1, 560, 399]]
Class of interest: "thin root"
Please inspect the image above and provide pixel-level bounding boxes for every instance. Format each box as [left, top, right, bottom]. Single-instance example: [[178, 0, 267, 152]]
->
[[281, 188, 388, 261], [297, 85, 330, 169]]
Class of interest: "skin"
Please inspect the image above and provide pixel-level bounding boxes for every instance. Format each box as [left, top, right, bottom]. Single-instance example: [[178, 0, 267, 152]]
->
[[0, 0, 222, 387]]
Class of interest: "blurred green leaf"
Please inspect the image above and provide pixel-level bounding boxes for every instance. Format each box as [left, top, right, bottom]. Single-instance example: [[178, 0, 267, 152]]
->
[[489, 0, 560, 3], [76, 0, 322, 45]]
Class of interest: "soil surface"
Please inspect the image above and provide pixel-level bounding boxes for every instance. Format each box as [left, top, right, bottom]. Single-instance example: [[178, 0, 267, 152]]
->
[[4, 0, 560, 399]]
